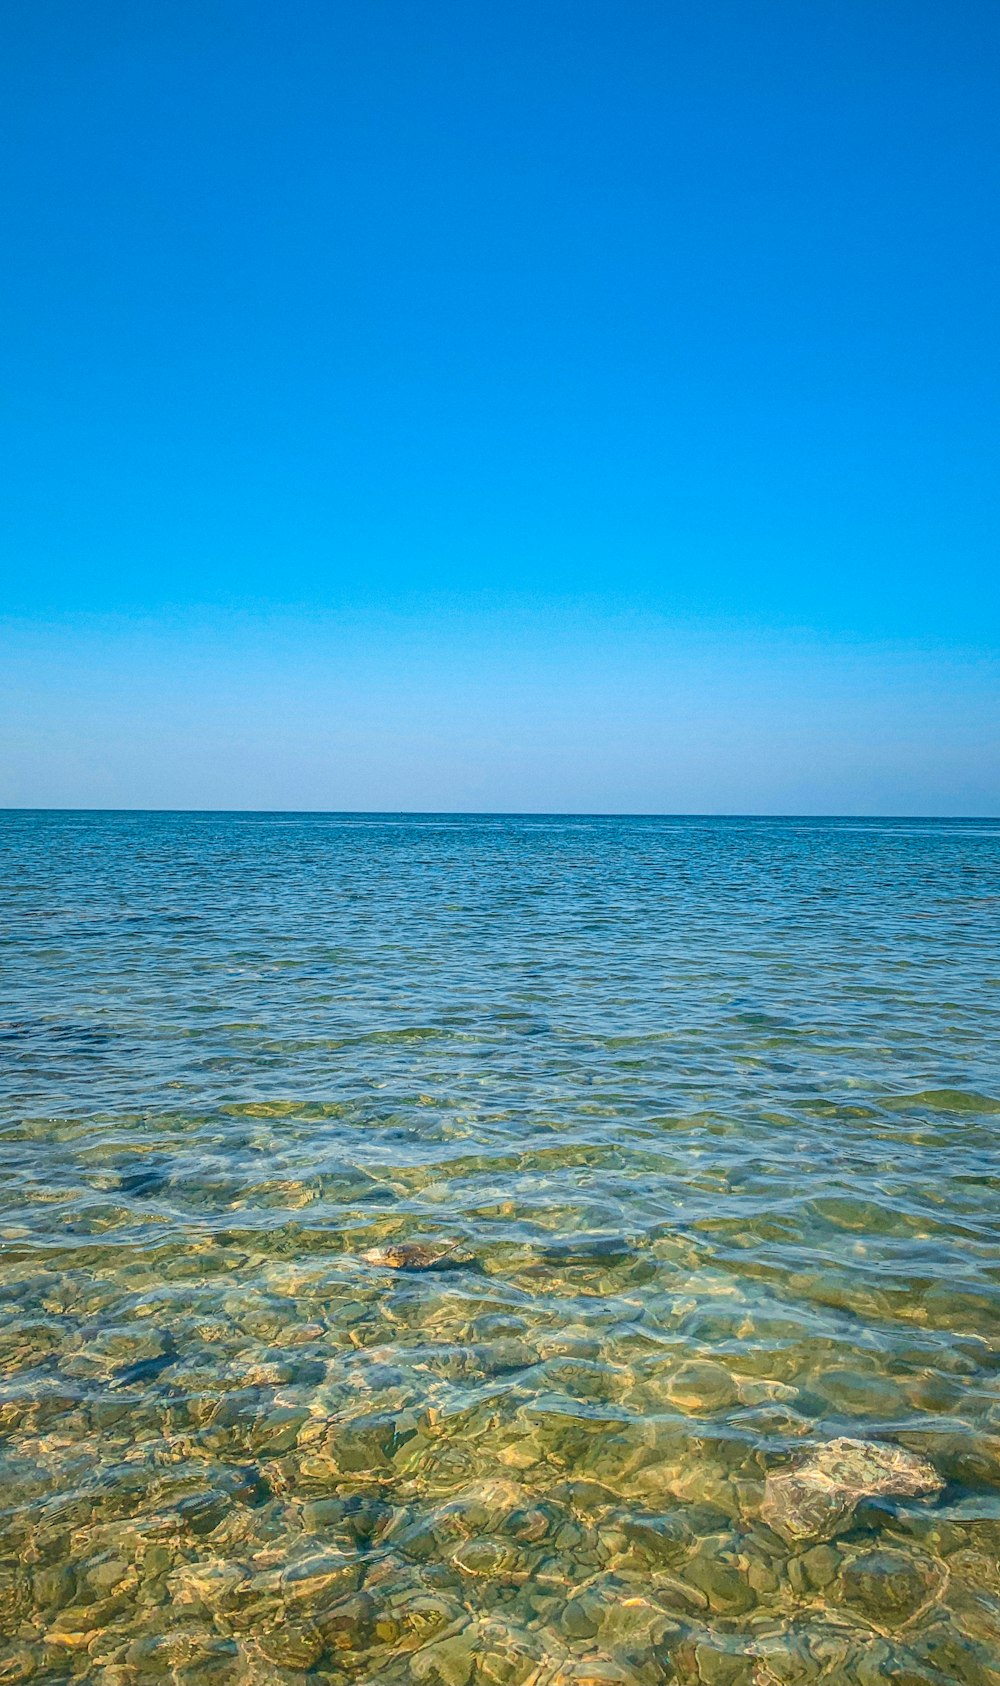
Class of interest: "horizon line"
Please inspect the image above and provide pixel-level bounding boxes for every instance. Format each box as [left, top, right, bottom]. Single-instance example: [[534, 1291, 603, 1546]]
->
[[1, 808, 997, 822]]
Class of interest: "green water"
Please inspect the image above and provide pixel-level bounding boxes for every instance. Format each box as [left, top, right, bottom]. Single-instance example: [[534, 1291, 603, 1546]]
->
[[1, 812, 998, 1685]]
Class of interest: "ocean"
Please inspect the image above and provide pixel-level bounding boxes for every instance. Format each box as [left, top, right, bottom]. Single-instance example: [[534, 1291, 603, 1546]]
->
[[1, 811, 998, 1684]]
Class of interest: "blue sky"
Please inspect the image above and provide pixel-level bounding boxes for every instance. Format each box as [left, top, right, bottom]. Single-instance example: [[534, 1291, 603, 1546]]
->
[[2, 0, 997, 811]]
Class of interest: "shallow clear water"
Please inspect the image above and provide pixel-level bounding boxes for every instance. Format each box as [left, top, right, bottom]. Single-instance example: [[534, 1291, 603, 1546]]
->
[[1, 812, 999, 1686]]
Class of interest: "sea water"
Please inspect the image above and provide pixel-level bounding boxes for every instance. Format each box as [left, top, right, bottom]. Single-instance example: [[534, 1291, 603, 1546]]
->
[[1, 812, 998, 1684]]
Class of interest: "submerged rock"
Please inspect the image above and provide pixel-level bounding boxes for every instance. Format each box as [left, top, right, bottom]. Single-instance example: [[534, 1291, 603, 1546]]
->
[[361, 1242, 472, 1271], [537, 1235, 633, 1265], [410, 1630, 476, 1686], [255, 1621, 325, 1670], [664, 1360, 739, 1415], [546, 1656, 635, 1686], [472, 1616, 542, 1686], [838, 1547, 942, 1629], [760, 1436, 944, 1541]]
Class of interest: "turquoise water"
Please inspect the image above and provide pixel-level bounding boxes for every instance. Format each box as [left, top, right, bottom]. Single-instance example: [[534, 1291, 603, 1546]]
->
[[1, 812, 999, 1685]]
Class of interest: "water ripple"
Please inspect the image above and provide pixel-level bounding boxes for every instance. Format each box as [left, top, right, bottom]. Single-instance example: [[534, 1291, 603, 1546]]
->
[[1, 813, 998, 1684]]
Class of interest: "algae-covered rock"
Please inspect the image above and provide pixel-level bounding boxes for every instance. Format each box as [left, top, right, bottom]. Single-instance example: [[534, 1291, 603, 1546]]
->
[[451, 1537, 522, 1579], [760, 1437, 944, 1541], [0, 1646, 36, 1684], [814, 1367, 907, 1418], [255, 1621, 326, 1669], [838, 1548, 941, 1629], [473, 1616, 543, 1686], [791, 1542, 841, 1593], [546, 1657, 635, 1686], [0, 1564, 32, 1633], [382, 1590, 465, 1651], [559, 1589, 603, 1639], [903, 1617, 1000, 1686], [315, 1589, 376, 1651], [618, 1509, 691, 1569], [44, 1607, 102, 1650], [410, 1630, 476, 1686], [282, 1550, 361, 1607], [691, 1643, 756, 1686], [32, 1563, 75, 1612], [537, 1234, 633, 1265], [664, 1361, 739, 1415], [683, 1549, 756, 1614], [300, 1493, 393, 1546]]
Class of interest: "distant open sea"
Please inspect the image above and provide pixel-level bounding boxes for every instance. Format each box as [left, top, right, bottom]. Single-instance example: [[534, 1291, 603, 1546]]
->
[[1, 812, 999, 1685]]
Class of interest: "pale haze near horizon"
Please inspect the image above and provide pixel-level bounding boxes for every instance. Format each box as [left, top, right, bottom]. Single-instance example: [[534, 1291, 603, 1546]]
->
[[3, 606, 996, 815]]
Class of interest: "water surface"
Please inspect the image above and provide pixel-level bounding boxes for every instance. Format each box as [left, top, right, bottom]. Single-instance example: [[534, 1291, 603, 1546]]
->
[[1, 813, 999, 1684]]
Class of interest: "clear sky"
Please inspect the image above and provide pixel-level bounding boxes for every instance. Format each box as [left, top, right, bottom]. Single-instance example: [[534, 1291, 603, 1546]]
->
[[2, 0, 998, 813]]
